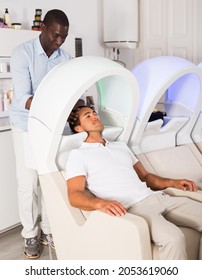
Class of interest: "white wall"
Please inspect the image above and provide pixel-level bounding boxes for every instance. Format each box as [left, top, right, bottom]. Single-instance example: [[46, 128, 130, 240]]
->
[[0, 0, 138, 69], [2, 1, 202, 71], [0, 0, 104, 57]]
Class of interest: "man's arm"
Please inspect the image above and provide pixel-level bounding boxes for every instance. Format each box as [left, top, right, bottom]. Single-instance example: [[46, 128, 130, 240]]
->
[[134, 161, 197, 192], [67, 176, 126, 216], [10, 46, 33, 110]]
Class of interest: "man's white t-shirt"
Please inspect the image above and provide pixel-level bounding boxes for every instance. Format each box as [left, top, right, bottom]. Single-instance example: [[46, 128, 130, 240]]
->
[[66, 140, 154, 208]]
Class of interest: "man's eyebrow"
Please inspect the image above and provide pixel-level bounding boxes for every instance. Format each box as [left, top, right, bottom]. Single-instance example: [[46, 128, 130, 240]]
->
[[83, 110, 95, 117], [83, 111, 91, 116]]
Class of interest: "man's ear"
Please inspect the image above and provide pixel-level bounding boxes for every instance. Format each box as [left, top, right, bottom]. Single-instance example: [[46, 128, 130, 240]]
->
[[40, 23, 46, 32], [74, 125, 84, 133]]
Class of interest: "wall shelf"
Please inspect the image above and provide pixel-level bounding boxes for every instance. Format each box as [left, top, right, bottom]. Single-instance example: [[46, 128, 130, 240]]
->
[[0, 73, 11, 79]]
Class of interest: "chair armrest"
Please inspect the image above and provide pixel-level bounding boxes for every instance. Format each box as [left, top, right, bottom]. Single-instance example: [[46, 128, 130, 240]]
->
[[195, 182, 202, 190], [78, 210, 152, 260], [163, 187, 202, 202], [40, 172, 153, 260]]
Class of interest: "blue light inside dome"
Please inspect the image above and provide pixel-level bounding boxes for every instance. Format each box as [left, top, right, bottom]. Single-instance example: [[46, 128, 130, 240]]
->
[[166, 73, 200, 111], [131, 56, 201, 120]]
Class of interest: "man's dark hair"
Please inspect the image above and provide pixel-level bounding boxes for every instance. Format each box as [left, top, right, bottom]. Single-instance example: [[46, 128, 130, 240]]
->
[[43, 9, 69, 27], [69, 105, 89, 134]]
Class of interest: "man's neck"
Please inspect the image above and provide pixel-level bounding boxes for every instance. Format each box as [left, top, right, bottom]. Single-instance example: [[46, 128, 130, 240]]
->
[[39, 35, 54, 58], [85, 132, 105, 145]]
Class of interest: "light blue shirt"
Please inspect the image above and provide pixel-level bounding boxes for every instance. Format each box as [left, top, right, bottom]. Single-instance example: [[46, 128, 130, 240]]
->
[[9, 36, 71, 131]]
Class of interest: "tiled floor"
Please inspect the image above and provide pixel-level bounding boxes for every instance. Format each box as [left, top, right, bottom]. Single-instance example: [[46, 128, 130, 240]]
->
[[0, 225, 57, 260]]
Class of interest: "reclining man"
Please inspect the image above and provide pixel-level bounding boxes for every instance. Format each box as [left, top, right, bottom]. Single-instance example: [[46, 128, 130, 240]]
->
[[66, 106, 202, 260]]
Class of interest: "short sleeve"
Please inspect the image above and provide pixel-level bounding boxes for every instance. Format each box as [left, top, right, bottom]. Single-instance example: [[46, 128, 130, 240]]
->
[[65, 149, 87, 180]]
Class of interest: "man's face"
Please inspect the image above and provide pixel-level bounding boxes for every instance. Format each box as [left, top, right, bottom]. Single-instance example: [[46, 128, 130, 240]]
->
[[41, 22, 69, 54], [76, 107, 104, 133]]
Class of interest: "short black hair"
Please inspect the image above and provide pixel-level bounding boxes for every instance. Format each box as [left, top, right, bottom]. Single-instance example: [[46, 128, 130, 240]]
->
[[69, 106, 89, 134], [43, 9, 69, 27]]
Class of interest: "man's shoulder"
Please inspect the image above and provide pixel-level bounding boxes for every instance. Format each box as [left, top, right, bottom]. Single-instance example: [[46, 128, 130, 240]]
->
[[68, 148, 84, 161], [12, 37, 37, 57], [69, 147, 84, 155], [58, 47, 71, 59], [15, 37, 37, 50]]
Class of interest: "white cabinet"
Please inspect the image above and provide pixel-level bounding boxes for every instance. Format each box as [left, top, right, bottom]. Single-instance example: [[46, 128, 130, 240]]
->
[[0, 29, 42, 233], [0, 56, 12, 118], [0, 55, 19, 233], [0, 128, 20, 233]]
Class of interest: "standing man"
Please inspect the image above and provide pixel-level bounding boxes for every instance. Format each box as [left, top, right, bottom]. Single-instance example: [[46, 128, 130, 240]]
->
[[9, 9, 74, 259]]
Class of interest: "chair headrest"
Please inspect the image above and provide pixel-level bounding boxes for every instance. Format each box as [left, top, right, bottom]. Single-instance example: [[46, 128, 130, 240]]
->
[[56, 126, 123, 171]]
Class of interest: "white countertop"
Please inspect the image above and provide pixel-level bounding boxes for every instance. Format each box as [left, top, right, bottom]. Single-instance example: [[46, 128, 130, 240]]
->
[[0, 117, 11, 131]]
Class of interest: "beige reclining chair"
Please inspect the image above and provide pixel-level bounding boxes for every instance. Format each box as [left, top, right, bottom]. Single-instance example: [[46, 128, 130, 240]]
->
[[27, 56, 152, 260], [27, 56, 201, 260], [130, 56, 202, 259], [191, 63, 202, 152]]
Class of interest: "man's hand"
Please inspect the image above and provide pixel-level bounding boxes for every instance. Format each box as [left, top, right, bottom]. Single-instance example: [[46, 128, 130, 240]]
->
[[96, 200, 127, 217], [173, 179, 198, 192], [25, 96, 33, 110]]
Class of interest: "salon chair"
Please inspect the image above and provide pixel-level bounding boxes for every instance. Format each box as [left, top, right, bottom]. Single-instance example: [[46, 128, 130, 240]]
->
[[27, 56, 201, 259], [191, 63, 202, 153], [130, 56, 202, 259]]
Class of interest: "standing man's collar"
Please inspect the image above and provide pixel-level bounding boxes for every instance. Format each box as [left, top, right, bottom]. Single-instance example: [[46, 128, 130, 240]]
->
[[35, 36, 59, 58]]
